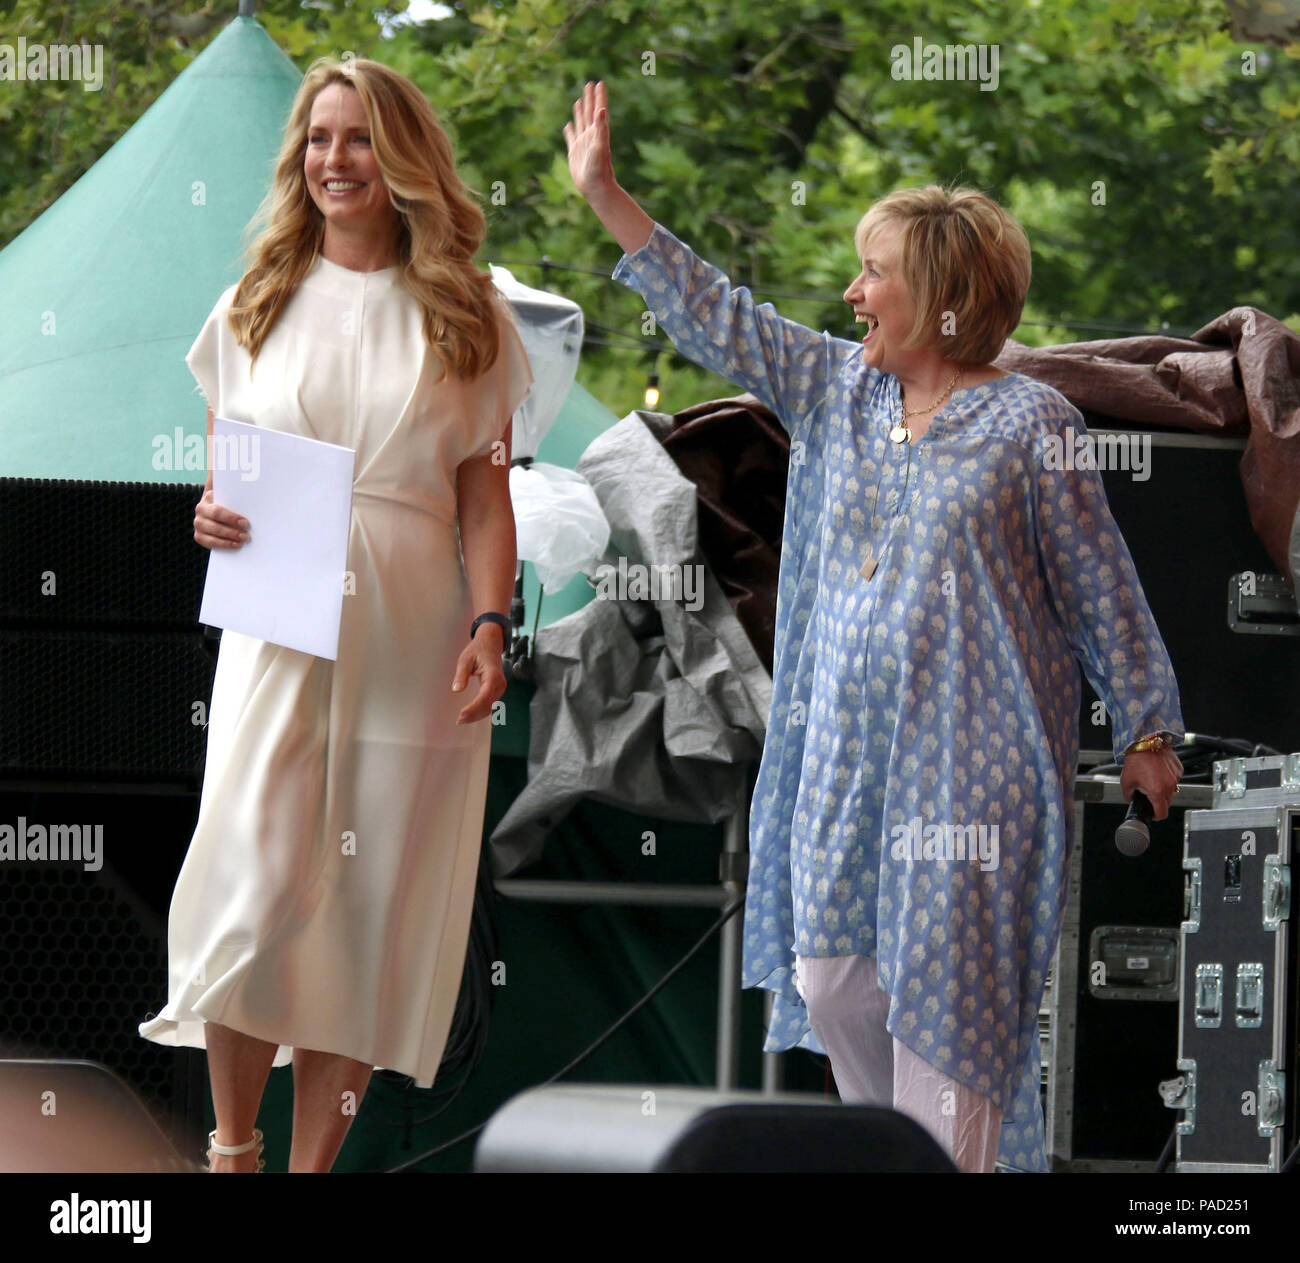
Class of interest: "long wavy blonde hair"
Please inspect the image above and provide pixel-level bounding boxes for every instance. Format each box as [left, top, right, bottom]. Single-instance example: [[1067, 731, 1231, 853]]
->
[[227, 56, 501, 380]]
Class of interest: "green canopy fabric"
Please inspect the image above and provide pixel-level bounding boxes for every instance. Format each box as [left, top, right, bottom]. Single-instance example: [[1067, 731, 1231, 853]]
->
[[0, 17, 301, 482]]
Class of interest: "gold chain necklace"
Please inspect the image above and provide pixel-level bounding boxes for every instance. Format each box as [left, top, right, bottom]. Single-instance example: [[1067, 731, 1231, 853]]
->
[[863, 367, 963, 581], [888, 367, 962, 444]]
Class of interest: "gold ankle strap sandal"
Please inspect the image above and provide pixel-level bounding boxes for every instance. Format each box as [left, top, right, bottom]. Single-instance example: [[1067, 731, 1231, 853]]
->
[[206, 1127, 265, 1172]]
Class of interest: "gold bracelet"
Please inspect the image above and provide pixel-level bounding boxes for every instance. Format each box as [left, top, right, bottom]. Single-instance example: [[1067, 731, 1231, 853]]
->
[[1126, 733, 1171, 755]]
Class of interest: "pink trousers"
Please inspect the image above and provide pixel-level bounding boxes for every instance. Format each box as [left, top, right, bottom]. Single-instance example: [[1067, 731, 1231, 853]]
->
[[793, 953, 1002, 1173]]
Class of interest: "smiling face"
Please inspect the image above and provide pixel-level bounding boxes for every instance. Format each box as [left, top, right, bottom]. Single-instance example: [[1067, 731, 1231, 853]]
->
[[843, 220, 923, 375], [303, 82, 397, 243]]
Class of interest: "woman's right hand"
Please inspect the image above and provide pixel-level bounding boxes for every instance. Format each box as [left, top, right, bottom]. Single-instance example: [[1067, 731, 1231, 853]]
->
[[194, 486, 250, 549], [563, 79, 617, 202]]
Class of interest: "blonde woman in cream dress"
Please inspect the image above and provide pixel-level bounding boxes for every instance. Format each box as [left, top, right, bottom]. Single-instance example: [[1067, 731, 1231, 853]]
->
[[139, 57, 532, 1173]]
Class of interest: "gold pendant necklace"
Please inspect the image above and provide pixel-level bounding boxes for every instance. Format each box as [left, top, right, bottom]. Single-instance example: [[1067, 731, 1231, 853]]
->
[[868, 370, 959, 578], [890, 367, 961, 444]]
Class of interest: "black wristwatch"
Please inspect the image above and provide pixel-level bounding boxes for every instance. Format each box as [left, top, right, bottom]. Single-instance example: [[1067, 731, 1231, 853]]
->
[[470, 611, 510, 641]]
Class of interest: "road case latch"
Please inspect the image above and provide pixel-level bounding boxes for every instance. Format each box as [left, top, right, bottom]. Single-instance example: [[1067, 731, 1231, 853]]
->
[[1194, 962, 1222, 1028], [1258, 1062, 1285, 1137], [1159, 1060, 1197, 1135], [1218, 758, 1247, 800], [1235, 962, 1263, 1028], [1183, 857, 1202, 932], [1262, 855, 1291, 931]]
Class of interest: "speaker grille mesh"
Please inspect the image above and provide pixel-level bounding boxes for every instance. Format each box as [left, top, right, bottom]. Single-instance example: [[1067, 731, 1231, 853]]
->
[[0, 478, 206, 628], [0, 856, 197, 1141], [0, 631, 214, 781]]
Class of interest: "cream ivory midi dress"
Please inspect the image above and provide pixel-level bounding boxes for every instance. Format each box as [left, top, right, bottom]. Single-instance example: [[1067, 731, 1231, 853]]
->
[[138, 255, 533, 1086]]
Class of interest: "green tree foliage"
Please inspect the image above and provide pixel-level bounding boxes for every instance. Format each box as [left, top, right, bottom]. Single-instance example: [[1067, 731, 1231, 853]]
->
[[3, 0, 1298, 415]]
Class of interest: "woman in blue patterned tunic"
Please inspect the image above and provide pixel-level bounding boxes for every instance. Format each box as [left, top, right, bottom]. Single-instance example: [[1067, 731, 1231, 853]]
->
[[564, 81, 1184, 1172]]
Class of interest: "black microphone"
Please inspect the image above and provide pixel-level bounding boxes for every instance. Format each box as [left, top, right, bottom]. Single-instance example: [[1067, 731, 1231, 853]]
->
[[1115, 790, 1155, 857]]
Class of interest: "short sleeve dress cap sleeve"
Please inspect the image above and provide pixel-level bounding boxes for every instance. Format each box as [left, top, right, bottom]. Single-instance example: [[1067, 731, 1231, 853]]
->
[[469, 298, 534, 460], [185, 283, 238, 412]]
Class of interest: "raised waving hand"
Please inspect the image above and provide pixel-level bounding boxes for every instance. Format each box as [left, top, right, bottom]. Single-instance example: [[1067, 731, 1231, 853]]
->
[[562, 80, 652, 256]]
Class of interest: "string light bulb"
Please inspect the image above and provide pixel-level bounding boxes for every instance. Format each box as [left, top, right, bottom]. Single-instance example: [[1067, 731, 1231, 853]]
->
[[644, 370, 660, 409]]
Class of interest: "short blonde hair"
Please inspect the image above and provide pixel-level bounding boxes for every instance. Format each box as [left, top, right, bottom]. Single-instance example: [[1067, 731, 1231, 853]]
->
[[853, 184, 1031, 365]]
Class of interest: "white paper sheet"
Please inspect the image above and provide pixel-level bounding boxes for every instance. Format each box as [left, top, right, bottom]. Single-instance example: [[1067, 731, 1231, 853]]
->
[[198, 416, 355, 660]]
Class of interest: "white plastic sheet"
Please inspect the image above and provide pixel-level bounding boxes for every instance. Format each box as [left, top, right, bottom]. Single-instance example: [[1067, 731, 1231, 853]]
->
[[488, 263, 583, 460], [490, 263, 612, 591], [508, 461, 610, 594]]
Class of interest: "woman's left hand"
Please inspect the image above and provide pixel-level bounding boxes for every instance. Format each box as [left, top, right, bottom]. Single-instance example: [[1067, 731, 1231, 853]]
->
[[452, 634, 506, 724], [1120, 746, 1184, 820]]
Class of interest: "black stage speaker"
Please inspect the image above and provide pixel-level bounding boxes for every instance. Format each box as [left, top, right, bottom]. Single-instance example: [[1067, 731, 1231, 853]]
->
[[1078, 428, 1300, 756], [0, 479, 215, 1151], [0, 788, 207, 1159], [475, 1085, 959, 1172], [0, 477, 213, 783], [0, 1059, 194, 1172]]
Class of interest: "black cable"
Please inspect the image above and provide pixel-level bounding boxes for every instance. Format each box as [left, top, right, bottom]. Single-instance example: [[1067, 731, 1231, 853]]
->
[[367, 839, 501, 1131], [1086, 733, 1283, 781], [580, 316, 656, 348], [529, 571, 544, 649], [490, 257, 1201, 338], [381, 892, 747, 1172], [1154, 1125, 1177, 1172]]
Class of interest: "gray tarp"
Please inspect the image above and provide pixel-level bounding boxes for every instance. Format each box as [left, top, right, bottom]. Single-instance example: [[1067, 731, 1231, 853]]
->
[[488, 410, 772, 878]]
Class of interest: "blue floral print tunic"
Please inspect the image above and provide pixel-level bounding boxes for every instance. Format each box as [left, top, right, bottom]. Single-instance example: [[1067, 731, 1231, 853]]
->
[[612, 223, 1182, 1171]]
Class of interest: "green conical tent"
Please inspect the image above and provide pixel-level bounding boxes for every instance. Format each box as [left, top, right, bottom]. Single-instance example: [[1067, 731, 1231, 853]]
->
[[0, 17, 302, 482]]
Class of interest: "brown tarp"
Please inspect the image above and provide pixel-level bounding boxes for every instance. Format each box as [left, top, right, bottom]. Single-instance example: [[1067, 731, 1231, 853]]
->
[[661, 395, 789, 674], [993, 306, 1300, 590], [660, 307, 1300, 669]]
